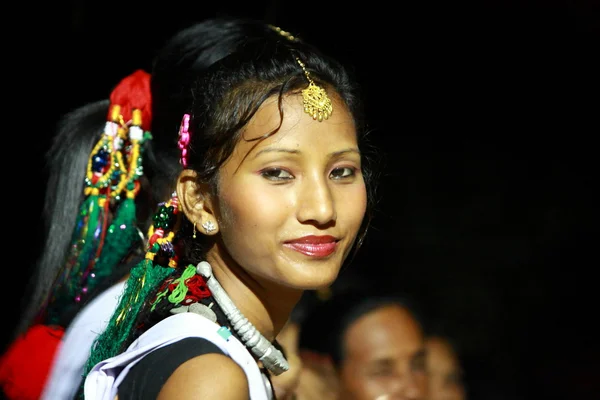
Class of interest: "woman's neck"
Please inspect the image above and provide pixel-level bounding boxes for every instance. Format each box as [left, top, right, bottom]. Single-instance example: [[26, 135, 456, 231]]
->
[[205, 248, 302, 342]]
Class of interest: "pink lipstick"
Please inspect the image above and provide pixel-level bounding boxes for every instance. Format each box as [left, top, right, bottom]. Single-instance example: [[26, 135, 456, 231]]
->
[[283, 235, 338, 257]]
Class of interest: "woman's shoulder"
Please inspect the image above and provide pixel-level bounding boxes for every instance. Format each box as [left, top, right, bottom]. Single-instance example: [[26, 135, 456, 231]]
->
[[87, 314, 271, 399], [118, 336, 240, 399], [159, 351, 250, 399]]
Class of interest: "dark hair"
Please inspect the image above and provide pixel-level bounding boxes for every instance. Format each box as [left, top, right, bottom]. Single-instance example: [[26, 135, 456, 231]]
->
[[298, 290, 424, 367]]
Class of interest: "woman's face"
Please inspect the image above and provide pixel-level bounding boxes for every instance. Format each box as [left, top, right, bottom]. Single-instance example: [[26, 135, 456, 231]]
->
[[209, 92, 366, 289]]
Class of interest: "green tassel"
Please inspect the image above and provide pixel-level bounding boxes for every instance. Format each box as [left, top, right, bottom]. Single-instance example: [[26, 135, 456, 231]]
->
[[46, 194, 106, 324], [67, 194, 104, 281], [89, 197, 141, 293], [83, 258, 174, 376]]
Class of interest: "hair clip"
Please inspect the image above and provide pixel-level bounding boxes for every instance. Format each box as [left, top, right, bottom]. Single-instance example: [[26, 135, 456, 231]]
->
[[177, 114, 191, 167]]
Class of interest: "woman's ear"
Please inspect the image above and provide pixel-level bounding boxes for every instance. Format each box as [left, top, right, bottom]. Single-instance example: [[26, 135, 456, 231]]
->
[[176, 170, 219, 236]]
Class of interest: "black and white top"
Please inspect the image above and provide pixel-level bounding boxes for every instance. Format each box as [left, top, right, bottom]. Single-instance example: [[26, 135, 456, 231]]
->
[[84, 312, 273, 400]]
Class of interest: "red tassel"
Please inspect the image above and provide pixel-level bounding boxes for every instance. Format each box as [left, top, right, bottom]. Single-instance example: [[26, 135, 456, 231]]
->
[[0, 325, 65, 400], [108, 69, 153, 131]]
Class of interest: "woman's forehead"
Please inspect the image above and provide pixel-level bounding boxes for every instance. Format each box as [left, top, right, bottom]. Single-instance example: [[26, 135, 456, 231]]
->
[[243, 93, 355, 143]]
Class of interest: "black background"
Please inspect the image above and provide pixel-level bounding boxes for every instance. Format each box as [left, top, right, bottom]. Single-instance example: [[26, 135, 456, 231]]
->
[[8, 1, 599, 399]]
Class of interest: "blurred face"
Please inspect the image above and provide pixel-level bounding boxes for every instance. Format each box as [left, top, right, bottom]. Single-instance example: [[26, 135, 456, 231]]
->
[[210, 92, 366, 289], [338, 304, 428, 400], [425, 337, 466, 400]]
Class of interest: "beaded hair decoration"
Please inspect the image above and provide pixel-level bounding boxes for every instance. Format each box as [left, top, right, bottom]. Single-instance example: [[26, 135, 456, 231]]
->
[[44, 70, 153, 325], [83, 114, 191, 373], [84, 111, 193, 370], [269, 25, 333, 121]]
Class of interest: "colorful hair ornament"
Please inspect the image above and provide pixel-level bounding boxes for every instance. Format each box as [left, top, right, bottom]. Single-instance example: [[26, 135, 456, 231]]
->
[[43, 70, 153, 325], [177, 113, 191, 168]]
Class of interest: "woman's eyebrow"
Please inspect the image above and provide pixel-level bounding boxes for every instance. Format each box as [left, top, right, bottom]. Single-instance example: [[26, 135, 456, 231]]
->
[[253, 148, 301, 159], [253, 147, 360, 159]]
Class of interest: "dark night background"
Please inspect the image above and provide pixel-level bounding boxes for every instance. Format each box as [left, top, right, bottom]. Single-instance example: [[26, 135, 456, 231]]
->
[[7, 1, 599, 399]]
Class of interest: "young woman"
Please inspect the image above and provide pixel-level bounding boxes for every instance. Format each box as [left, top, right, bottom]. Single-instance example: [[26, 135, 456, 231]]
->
[[81, 16, 379, 400]]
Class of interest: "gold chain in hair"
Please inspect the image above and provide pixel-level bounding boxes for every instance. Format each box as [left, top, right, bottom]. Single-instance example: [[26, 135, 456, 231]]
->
[[296, 58, 333, 122], [268, 25, 297, 41]]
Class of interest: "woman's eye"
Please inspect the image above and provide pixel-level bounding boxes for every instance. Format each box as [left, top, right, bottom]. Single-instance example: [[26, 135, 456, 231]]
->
[[330, 167, 355, 180], [261, 168, 293, 181]]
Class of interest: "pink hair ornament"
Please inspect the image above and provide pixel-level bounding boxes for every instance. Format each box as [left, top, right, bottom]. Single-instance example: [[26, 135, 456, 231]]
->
[[177, 113, 191, 167]]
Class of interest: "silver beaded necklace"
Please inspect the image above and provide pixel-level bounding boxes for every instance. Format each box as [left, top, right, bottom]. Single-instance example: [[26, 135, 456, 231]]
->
[[195, 261, 290, 376]]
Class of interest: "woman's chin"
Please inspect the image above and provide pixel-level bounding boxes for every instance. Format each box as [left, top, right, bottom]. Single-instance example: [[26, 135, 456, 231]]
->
[[278, 270, 339, 291]]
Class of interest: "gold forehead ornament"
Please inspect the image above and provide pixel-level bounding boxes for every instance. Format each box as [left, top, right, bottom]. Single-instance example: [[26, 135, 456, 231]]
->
[[296, 58, 333, 122], [268, 24, 333, 121]]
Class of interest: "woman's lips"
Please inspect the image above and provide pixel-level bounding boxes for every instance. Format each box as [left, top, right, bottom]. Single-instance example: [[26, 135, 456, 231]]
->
[[283, 236, 338, 257]]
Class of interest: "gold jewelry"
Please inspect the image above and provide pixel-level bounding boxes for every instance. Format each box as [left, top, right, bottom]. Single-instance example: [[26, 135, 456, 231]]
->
[[268, 25, 297, 41], [193, 222, 197, 239], [296, 58, 333, 122]]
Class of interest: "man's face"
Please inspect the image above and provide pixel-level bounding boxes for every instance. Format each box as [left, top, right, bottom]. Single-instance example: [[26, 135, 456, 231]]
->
[[338, 304, 428, 400]]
